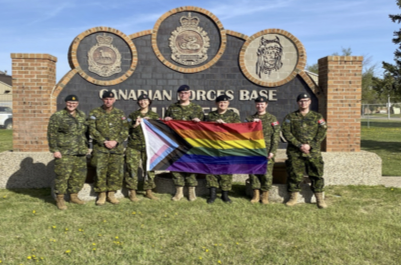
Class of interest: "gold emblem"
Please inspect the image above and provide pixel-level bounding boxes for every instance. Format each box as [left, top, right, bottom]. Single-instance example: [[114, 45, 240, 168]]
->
[[88, 33, 122, 77], [169, 12, 210, 66], [72, 97, 76, 100]]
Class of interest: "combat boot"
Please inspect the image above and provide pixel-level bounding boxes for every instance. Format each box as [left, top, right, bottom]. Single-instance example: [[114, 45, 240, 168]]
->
[[107, 191, 120, 204], [188, 187, 197, 202], [207, 187, 217, 204], [221, 191, 232, 204], [129, 190, 139, 202], [315, 192, 327, 209], [145, 190, 159, 200], [171, 186, 184, 201], [56, 194, 67, 210], [70, 193, 85, 205], [250, 189, 260, 203], [261, 191, 269, 204], [285, 192, 299, 207], [96, 192, 106, 206]]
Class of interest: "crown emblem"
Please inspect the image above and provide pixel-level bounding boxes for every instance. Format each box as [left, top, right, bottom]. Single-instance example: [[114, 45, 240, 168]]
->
[[96, 33, 113, 45], [179, 12, 200, 28]]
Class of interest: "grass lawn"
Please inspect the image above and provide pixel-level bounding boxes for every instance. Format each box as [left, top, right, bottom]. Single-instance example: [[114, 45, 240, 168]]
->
[[0, 129, 12, 152], [0, 186, 400, 264], [361, 119, 401, 176]]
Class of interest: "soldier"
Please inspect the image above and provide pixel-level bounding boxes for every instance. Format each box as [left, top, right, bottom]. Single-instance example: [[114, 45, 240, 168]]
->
[[246, 96, 280, 204], [164, 84, 204, 201], [204, 94, 241, 204], [47, 95, 88, 210], [282, 93, 328, 209], [88, 90, 129, 206], [125, 94, 159, 202]]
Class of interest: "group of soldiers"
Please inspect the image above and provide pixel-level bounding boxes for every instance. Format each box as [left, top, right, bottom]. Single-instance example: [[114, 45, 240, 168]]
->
[[47, 85, 328, 210]]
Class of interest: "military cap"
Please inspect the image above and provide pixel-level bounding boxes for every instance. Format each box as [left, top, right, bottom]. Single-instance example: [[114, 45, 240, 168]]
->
[[65, 94, 79, 102], [297, 93, 310, 101], [102, 90, 115, 99], [216, 95, 230, 102], [255, 96, 268, 103], [137, 93, 152, 105], [177, 84, 190, 92]]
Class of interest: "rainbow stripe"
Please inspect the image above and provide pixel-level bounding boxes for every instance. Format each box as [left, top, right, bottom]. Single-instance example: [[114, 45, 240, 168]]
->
[[163, 120, 267, 174]]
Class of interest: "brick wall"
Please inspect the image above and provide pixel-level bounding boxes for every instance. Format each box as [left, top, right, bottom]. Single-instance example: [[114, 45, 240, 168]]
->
[[318, 56, 363, 152], [11, 53, 57, 152]]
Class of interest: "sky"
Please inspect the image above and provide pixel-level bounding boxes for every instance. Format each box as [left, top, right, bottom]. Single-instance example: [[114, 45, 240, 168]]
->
[[0, 0, 399, 81]]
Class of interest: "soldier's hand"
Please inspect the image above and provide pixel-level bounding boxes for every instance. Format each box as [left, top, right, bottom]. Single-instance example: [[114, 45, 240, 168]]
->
[[253, 118, 261, 122], [267, 153, 274, 159], [53, 152, 62, 159], [134, 116, 141, 127], [105, 140, 118, 149], [192, 118, 201, 122], [216, 119, 225, 124], [165, 117, 173, 121], [300, 144, 310, 154]]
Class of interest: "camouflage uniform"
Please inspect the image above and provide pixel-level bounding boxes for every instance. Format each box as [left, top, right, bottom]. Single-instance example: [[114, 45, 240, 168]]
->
[[205, 110, 241, 191], [282, 110, 327, 193], [246, 112, 280, 191], [47, 109, 88, 194], [165, 102, 204, 187], [125, 110, 159, 191], [88, 106, 129, 193]]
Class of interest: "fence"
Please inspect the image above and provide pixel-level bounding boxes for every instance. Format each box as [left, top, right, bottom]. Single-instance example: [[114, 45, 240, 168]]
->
[[361, 103, 401, 120]]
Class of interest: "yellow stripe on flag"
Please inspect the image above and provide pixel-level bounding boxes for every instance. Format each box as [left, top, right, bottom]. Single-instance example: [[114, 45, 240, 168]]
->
[[185, 138, 266, 150]]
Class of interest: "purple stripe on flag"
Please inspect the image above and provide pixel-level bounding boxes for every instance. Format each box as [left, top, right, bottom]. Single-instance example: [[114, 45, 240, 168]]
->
[[167, 162, 267, 175]]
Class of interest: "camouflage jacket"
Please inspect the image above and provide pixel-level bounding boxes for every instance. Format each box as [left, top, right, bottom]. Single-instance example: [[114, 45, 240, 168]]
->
[[246, 112, 280, 155], [164, 102, 204, 121], [47, 109, 88, 155], [205, 110, 241, 123], [88, 106, 129, 155], [282, 110, 327, 155], [127, 109, 159, 151]]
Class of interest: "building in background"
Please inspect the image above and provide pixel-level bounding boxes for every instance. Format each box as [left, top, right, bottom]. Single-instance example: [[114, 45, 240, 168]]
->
[[0, 70, 12, 107]]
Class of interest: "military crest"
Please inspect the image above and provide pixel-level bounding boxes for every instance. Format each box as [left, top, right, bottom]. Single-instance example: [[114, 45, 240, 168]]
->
[[88, 33, 122, 77], [169, 12, 210, 66]]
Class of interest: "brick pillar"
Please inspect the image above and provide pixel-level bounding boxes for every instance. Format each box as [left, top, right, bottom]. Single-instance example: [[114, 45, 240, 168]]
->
[[11, 53, 57, 152], [318, 56, 363, 152]]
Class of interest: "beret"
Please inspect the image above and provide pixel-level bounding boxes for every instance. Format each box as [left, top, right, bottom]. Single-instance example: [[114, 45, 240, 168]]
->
[[297, 93, 310, 101], [102, 90, 115, 99], [216, 95, 229, 102], [177, 84, 190, 92], [65, 95, 78, 102], [255, 96, 268, 103], [138, 94, 150, 101]]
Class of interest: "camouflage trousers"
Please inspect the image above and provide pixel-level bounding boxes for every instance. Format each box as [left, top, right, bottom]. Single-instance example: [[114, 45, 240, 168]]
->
[[54, 155, 87, 194], [94, 152, 124, 193], [125, 148, 156, 191], [206, 175, 232, 191], [172, 172, 198, 187], [286, 154, 325, 193], [250, 158, 275, 191]]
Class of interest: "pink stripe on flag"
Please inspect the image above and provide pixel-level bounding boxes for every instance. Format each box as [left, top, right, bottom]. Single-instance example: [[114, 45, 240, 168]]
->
[[150, 144, 170, 165]]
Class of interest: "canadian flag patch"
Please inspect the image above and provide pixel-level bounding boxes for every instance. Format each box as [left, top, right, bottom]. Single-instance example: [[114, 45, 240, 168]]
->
[[318, 119, 326, 125], [271, 121, 279, 126], [121, 116, 126, 120]]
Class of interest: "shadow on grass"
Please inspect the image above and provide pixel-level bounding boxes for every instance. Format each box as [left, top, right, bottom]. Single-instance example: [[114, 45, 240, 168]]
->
[[8, 188, 54, 204], [361, 121, 401, 128], [361, 140, 401, 152]]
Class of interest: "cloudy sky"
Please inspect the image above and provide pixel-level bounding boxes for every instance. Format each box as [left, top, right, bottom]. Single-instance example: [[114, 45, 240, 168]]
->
[[0, 0, 399, 80]]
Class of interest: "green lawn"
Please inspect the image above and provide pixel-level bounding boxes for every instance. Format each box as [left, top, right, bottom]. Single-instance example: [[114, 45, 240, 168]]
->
[[0, 129, 12, 152], [361, 119, 401, 176], [0, 186, 400, 264]]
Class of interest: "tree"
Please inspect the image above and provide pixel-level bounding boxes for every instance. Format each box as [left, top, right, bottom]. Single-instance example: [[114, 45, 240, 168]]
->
[[381, 0, 401, 98]]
